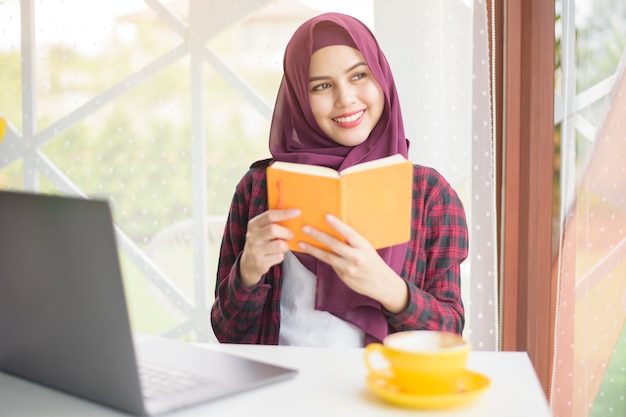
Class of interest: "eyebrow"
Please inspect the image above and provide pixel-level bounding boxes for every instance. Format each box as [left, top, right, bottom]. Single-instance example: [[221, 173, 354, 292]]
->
[[309, 61, 368, 83]]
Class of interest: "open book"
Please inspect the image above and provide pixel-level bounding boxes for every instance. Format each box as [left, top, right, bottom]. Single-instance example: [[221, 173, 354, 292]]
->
[[266, 154, 413, 252]]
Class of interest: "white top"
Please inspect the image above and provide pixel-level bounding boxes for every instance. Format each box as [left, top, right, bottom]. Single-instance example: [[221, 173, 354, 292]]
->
[[279, 251, 365, 347]]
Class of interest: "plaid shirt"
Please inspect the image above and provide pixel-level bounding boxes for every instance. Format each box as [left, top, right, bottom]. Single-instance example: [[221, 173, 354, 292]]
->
[[210, 163, 468, 345]]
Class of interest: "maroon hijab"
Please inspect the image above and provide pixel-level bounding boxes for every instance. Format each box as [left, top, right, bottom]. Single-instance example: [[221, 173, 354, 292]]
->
[[267, 13, 410, 344]]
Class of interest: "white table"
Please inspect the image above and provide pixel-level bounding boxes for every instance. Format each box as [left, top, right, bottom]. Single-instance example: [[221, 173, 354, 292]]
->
[[0, 345, 550, 417]]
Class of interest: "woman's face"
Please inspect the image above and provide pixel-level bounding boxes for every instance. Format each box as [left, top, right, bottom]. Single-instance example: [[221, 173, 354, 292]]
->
[[308, 45, 384, 147]]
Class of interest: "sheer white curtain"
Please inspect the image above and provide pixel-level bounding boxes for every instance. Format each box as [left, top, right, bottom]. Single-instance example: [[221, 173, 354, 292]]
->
[[374, 0, 498, 350], [552, 0, 626, 415]]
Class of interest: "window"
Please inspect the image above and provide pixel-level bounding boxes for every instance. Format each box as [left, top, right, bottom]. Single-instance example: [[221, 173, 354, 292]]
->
[[0, 0, 497, 348], [552, 0, 626, 415]]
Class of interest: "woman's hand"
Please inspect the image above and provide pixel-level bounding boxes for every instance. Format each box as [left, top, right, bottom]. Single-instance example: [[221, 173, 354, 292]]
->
[[298, 214, 409, 313], [240, 208, 300, 288]]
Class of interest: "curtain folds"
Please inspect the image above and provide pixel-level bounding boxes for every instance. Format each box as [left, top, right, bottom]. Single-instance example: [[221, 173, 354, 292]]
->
[[374, 0, 498, 350]]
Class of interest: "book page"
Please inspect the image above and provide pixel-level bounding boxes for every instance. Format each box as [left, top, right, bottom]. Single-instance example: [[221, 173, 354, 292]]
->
[[269, 161, 339, 178], [342, 157, 412, 248], [266, 166, 343, 252], [340, 154, 408, 175]]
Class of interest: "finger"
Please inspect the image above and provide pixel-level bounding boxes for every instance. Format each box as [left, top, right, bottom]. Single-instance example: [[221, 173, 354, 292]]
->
[[300, 219, 359, 255], [246, 223, 293, 250], [242, 238, 290, 275], [249, 208, 300, 228], [299, 239, 367, 285], [249, 238, 290, 259], [298, 239, 339, 265], [326, 214, 373, 249], [301, 224, 343, 249], [264, 208, 301, 224], [248, 209, 300, 241], [324, 214, 371, 248]]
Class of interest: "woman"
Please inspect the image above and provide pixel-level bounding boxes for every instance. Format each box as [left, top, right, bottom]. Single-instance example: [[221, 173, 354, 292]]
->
[[210, 12, 468, 347]]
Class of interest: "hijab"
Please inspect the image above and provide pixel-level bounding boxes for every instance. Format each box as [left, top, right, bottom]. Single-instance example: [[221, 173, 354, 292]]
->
[[266, 12, 410, 344]]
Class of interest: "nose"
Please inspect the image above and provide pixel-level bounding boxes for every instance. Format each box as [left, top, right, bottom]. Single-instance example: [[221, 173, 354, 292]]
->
[[334, 83, 356, 107]]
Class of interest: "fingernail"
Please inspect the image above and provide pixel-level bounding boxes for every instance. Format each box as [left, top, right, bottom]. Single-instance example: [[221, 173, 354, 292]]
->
[[302, 225, 311, 234], [298, 242, 307, 250]]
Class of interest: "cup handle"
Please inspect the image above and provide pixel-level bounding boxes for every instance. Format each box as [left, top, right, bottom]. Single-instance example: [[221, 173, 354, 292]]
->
[[364, 343, 393, 380]]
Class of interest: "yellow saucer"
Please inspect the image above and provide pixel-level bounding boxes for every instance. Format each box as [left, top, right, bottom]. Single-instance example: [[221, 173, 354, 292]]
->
[[366, 370, 491, 409]]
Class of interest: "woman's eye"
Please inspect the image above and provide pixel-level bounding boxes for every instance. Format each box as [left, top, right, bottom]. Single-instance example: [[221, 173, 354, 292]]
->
[[312, 82, 331, 91], [351, 72, 366, 81]]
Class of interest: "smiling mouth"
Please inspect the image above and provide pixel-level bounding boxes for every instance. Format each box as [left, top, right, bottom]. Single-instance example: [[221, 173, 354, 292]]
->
[[333, 110, 364, 124]]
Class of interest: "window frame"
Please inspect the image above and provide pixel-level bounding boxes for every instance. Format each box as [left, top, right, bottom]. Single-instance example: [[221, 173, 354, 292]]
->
[[490, 0, 556, 397]]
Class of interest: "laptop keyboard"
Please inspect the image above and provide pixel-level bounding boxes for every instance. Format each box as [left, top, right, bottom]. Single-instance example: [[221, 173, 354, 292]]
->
[[138, 362, 215, 398]]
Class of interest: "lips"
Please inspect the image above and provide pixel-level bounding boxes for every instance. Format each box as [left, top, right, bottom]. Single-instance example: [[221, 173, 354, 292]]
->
[[333, 110, 364, 128]]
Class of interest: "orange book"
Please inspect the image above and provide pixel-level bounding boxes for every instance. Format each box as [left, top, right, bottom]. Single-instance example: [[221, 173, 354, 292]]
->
[[266, 154, 413, 252]]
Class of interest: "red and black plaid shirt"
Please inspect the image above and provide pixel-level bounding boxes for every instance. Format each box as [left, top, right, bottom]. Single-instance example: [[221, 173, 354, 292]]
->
[[210, 163, 468, 345]]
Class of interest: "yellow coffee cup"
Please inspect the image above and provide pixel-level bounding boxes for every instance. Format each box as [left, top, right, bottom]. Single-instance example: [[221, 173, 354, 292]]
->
[[364, 330, 470, 395]]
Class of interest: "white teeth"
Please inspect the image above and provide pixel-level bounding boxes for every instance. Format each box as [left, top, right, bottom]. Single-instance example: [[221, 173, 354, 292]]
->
[[334, 111, 363, 123]]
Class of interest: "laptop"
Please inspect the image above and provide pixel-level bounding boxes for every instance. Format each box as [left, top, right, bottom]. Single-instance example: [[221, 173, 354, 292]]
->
[[0, 190, 297, 416]]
